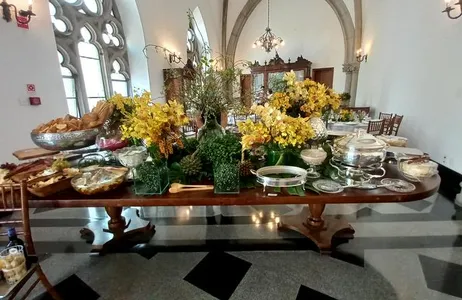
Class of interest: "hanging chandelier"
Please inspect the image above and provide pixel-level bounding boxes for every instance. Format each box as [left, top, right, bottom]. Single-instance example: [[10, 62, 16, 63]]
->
[[253, 0, 284, 53]]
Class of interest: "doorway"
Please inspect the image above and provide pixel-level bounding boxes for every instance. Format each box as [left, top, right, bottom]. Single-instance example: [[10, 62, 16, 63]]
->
[[312, 67, 334, 88]]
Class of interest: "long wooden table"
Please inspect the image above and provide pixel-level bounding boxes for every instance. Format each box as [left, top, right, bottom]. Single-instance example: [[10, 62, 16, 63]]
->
[[29, 165, 440, 254]]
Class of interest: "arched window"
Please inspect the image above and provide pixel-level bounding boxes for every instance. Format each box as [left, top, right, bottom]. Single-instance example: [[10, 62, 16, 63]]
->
[[57, 50, 79, 117], [49, 0, 131, 114], [186, 23, 200, 68], [187, 8, 211, 68], [111, 60, 129, 96]]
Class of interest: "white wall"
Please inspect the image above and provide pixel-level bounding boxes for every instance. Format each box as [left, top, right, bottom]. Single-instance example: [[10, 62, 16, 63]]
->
[[232, 0, 346, 92], [343, 0, 355, 26], [136, 0, 222, 101], [0, 0, 67, 163], [357, 0, 462, 173], [226, 0, 246, 44], [116, 0, 150, 92]]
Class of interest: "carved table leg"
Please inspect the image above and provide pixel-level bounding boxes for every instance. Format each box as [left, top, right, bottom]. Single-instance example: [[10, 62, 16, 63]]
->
[[278, 204, 355, 254], [80, 207, 156, 255]]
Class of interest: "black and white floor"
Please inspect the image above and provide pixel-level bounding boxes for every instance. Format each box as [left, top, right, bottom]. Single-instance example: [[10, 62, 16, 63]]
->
[[2, 193, 461, 300]]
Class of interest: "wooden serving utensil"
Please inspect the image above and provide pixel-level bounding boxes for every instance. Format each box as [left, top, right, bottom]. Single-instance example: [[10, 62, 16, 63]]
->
[[27, 171, 64, 185], [169, 183, 214, 194]]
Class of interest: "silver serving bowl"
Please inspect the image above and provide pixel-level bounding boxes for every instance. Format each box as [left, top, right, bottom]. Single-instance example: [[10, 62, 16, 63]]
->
[[30, 128, 101, 151], [331, 131, 387, 168]]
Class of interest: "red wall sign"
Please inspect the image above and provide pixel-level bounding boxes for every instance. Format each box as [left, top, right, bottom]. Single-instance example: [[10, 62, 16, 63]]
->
[[29, 97, 41, 106], [27, 84, 36, 92]]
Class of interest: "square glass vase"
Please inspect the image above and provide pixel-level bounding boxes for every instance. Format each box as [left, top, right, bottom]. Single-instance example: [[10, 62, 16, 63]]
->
[[134, 161, 169, 195], [213, 163, 240, 194]]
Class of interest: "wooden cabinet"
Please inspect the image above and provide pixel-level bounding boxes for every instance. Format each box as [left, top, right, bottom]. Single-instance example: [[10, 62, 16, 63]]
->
[[248, 53, 312, 102]]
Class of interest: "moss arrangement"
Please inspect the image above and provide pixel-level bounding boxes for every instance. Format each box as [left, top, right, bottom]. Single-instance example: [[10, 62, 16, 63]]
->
[[134, 161, 169, 195], [214, 163, 240, 194]]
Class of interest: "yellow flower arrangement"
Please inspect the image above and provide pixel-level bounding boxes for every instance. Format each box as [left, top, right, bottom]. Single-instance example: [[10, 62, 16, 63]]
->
[[338, 108, 355, 122], [238, 104, 315, 150], [111, 91, 189, 158], [270, 71, 341, 118]]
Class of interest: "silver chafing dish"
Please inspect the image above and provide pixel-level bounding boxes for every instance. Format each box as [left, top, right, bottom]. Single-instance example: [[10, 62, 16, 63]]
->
[[329, 130, 388, 187], [331, 130, 388, 167], [329, 158, 386, 186]]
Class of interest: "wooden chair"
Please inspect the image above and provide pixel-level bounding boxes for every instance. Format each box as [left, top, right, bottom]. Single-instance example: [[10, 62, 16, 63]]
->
[[233, 114, 248, 125], [367, 119, 384, 135], [378, 112, 393, 120], [379, 113, 393, 135], [388, 114, 404, 136], [181, 120, 198, 138], [0, 182, 61, 300]]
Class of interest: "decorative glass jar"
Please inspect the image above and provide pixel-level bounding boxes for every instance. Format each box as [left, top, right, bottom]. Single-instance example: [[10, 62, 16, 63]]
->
[[96, 123, 128, 151]]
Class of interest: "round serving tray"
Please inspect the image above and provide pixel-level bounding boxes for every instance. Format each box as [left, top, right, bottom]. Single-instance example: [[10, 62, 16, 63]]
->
[[252, 166, 308, 188]]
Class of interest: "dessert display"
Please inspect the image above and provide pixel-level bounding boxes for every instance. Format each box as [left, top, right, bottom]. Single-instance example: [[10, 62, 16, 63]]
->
[[71, 167, 128, 195]]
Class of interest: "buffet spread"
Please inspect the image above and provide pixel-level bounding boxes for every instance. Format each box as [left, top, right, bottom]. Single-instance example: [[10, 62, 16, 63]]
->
[[0, 71, 439, 201], [0, 67, 442, 266]]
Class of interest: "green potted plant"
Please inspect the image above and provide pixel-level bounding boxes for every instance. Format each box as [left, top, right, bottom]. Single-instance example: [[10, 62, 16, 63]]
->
[[199, 134, 242, 194]]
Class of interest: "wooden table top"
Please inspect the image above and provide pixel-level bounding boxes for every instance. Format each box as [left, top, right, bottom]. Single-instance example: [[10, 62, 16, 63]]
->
[[28, 164, 440, 208]]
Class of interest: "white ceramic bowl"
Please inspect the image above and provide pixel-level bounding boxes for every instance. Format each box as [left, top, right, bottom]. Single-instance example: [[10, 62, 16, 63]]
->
[[300, 149, 328, 166]]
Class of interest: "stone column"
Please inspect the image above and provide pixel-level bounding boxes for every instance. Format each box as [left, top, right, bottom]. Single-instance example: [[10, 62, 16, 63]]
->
[[342, 62, 360, 106]]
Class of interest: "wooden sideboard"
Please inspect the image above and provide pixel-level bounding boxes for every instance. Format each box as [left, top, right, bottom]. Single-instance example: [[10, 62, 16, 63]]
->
[[249, 53, 312, 97]]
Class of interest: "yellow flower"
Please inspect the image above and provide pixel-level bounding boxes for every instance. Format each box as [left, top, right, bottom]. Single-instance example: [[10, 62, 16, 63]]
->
[[269, 71, 342, 117], [118, 93, 189, 158], [238, 104, 314, 150]]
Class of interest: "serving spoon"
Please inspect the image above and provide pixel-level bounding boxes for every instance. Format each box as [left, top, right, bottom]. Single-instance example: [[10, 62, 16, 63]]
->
[[169, 183, 214, 194]]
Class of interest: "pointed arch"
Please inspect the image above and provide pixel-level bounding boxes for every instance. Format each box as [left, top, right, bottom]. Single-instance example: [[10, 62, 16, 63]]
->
[[190, 7, 211, 59], [226, 0, 358, 96]]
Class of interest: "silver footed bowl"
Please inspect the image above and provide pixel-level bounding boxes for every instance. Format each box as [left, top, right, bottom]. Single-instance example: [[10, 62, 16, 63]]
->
[[30, 128, 101, 151]]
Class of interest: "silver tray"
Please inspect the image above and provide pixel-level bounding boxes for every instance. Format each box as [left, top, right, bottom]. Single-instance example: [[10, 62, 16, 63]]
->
[[31, 128, 100, 151], [252, 166, 308, 188]]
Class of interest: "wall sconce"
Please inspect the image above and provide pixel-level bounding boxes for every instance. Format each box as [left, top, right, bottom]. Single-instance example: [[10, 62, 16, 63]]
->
[[1, 0, 35, 24], [169, 52, 181, 64], [356, 48, 368, 63], [442, 0, 462, 19]]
